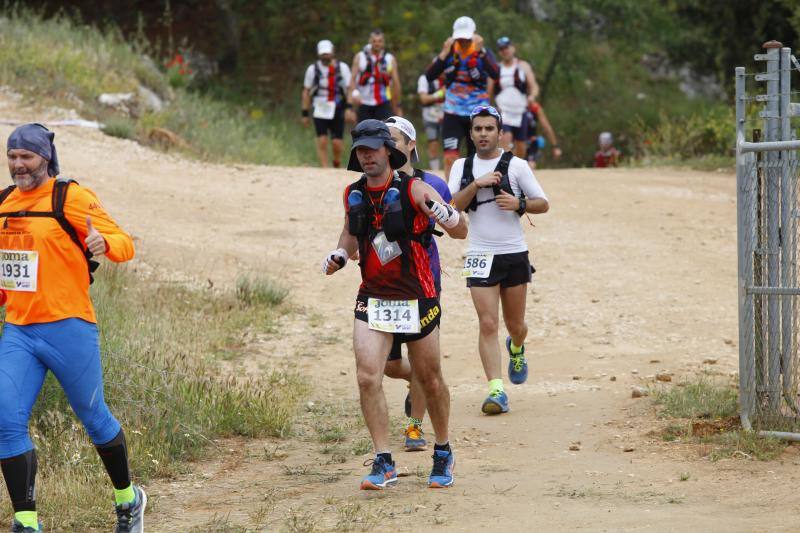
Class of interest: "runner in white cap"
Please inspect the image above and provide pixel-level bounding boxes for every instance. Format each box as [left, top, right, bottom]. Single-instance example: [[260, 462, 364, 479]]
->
[[302, 39, 352, 167], [383, 115, 453, 452], [424, 16, 500, 177]]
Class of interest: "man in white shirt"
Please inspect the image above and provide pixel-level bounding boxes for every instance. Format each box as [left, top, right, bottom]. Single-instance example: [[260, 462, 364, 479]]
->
[[448, 105, 549, 415], [347, 30, 402, 122], [417, 72, 445, 170], [301, 40, 352, 167]]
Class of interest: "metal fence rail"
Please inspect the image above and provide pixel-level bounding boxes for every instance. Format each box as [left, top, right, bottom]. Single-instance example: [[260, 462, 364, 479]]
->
[[737, 41, 800, 437]]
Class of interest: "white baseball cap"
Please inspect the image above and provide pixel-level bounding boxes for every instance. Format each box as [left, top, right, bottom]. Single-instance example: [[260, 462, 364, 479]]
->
[[599, 131, 613, 146], [452, 16, 476, 40], [317, 39, 334, 55], [385, 116, 419, 164]]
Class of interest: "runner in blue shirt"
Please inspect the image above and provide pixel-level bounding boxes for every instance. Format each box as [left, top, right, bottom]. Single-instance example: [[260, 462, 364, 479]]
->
[[425, 16, 499, 177], [384, 116, 452, 452]]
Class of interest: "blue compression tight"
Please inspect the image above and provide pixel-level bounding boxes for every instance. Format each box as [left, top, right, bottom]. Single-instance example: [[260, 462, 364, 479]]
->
[[0, 318, 120, 458]]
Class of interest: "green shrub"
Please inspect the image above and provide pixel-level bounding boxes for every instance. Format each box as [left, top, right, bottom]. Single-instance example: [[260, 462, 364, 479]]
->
[[101, 117, 136, 140]]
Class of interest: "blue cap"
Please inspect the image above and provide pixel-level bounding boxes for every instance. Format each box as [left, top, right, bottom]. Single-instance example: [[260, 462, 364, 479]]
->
[[496, 36, 512, 49]]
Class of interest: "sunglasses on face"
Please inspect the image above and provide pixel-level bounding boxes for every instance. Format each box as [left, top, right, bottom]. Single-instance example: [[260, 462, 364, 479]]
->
[[470, 105, 502, 120]]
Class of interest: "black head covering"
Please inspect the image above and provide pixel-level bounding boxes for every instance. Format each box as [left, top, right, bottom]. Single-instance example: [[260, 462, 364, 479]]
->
[[347, 119, 407, 172], [7, 123, 59, 176]]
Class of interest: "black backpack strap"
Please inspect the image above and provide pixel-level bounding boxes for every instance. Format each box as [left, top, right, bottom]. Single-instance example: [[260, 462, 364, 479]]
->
[[459, 156, 479, 212], [0, 185, 17, 207], [493, 151, 516, 197], [52, 178, 100, 283]]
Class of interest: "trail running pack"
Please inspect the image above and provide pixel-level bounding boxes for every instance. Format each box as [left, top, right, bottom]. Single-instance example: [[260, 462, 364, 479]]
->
[[458, 151, 518, 212], [0, 177, 99, 283], [357, 50, 392, 88], [311, 60, 344, 102], [444, 48, 488, 89]]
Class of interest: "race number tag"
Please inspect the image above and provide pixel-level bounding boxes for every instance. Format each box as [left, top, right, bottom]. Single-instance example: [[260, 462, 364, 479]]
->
[[313, 101, 337, 120], [0, 250, 38, 292], [368, 298, 420, 333], [462, 252, 494, 279], [372, 231, 402, 266]]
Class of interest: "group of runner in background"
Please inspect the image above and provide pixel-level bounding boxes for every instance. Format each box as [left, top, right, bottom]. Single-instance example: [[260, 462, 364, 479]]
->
[[301, 16, 621, 171]]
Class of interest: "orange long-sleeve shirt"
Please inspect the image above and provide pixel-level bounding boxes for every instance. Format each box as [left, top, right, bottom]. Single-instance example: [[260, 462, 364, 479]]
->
[[0, 178, 134, 325]]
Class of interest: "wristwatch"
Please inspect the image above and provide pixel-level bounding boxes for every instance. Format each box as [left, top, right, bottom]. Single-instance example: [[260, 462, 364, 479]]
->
[[516, 197, 527, 216]]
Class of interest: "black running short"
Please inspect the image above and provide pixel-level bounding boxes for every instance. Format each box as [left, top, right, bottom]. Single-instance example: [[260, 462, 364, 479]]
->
[[442, 113, 476, 155], [313, 105, 345, 139], [357, 102, 393, 122], [502, 112, 530, 142], [465, 251, 535, 288], [354, 294, 440, 345]]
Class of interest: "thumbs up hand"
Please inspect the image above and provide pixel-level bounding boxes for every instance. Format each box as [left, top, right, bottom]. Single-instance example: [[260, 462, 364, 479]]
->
[[85, 216, 107, 256]]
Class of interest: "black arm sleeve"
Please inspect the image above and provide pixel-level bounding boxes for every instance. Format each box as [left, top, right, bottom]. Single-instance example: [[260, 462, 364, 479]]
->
[[482, 48, 500, 80], [426, 57, 447, 82]]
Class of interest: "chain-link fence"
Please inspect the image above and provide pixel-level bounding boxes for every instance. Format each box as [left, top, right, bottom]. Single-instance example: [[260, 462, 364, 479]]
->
[[737, 42, 800, 438]]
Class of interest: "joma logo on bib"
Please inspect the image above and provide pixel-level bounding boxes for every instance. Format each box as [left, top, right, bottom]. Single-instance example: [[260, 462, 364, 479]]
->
[[372, 299, 411, 308]]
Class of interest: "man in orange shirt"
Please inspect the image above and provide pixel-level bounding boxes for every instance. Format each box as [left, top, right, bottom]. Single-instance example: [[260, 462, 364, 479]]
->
[[0, 124, 144, 533]]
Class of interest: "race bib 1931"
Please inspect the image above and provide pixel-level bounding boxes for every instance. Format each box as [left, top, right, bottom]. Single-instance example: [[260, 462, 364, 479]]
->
[[313, 101, 337, 120], [367, 298, 420, 333], [0, 249, 38, 292], [462, 252, 494, 279]]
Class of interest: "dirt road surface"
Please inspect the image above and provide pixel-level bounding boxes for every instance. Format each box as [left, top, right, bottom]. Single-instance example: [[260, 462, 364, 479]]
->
[[1, 112, 797, 532]]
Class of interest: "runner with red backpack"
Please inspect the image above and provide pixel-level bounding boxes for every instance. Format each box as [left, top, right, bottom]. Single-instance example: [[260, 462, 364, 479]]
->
[[424, 16, 500, 177], [302, 40, 352, 168], [348, 30, 402, 122]]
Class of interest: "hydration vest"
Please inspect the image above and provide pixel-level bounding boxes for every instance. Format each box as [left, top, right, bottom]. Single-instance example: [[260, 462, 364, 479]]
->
[[444, 47, 488, 89], [346, 171, 434, 274], [311, 60, 344, 102], [357, 50, 392, 88], [458, 151, 518, 212], [494, 61, 528, 96], [0, 177, 100, 283]]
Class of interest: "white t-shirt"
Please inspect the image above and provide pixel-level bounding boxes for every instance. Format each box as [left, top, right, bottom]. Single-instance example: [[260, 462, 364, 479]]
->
[[417, 74, 444, 124], [448, 151, 548, 255], [303, 60, 352, 108], [355, 50, 395, 106]]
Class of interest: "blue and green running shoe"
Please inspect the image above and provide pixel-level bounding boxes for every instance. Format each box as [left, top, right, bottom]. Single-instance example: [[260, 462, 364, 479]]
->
[[506, 336, 528, 384], [360, 455, 398, 490], [115, 485, 147, 533], [481, 390, 509, 415], [428, 449, 455, 488]]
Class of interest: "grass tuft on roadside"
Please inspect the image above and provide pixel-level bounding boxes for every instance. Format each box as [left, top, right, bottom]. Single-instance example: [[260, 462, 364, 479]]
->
[[652, 378, 787, 461], [0, 266, 306, 530]]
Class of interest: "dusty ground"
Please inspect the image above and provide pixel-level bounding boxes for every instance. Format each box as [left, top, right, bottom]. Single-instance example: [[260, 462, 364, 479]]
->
[[1, 106, 798, 532]]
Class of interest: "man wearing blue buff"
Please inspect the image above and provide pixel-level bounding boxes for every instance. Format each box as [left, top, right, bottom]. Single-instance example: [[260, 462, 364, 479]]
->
[[0, 124, 145, 533], [448, 106, 549, 415], [425, 16, 500, 178], [322, 119, 466, 490]]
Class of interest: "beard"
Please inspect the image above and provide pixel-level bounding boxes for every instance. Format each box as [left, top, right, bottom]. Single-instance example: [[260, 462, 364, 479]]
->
[[11, 160, 49, 191]]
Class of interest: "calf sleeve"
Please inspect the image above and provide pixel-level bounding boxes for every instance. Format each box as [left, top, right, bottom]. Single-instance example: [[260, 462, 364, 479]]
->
[[0, 449, 37, 512], [95, 429, 131, 490]]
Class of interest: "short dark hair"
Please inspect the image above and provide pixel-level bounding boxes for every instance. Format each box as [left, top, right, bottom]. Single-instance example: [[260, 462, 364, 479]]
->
[[370, 29, 384, 37]]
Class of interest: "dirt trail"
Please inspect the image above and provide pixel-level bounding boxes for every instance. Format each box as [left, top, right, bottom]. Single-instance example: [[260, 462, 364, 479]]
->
[[2, 115, 799, 532]]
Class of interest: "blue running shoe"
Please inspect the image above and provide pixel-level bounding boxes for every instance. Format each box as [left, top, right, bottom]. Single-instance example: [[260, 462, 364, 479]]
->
[[428, 449, 455, 488], [481, 390, 509, 415], [11, 521, 42, 533], [360, 455, 398, 490], [506, 336, 528, 384], [404, 423, 427, 451], [115, 485, 147, 533]]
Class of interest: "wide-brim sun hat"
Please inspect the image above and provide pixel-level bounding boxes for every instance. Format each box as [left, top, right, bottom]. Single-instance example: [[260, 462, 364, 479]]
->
[[347, 119, 408, 172]]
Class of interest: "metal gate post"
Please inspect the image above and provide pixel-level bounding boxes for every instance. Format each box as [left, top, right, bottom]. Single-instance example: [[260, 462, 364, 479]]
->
[[764, 42, 782, 410], [779, 47, 796, 407], [737, 66, 755, 429]]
